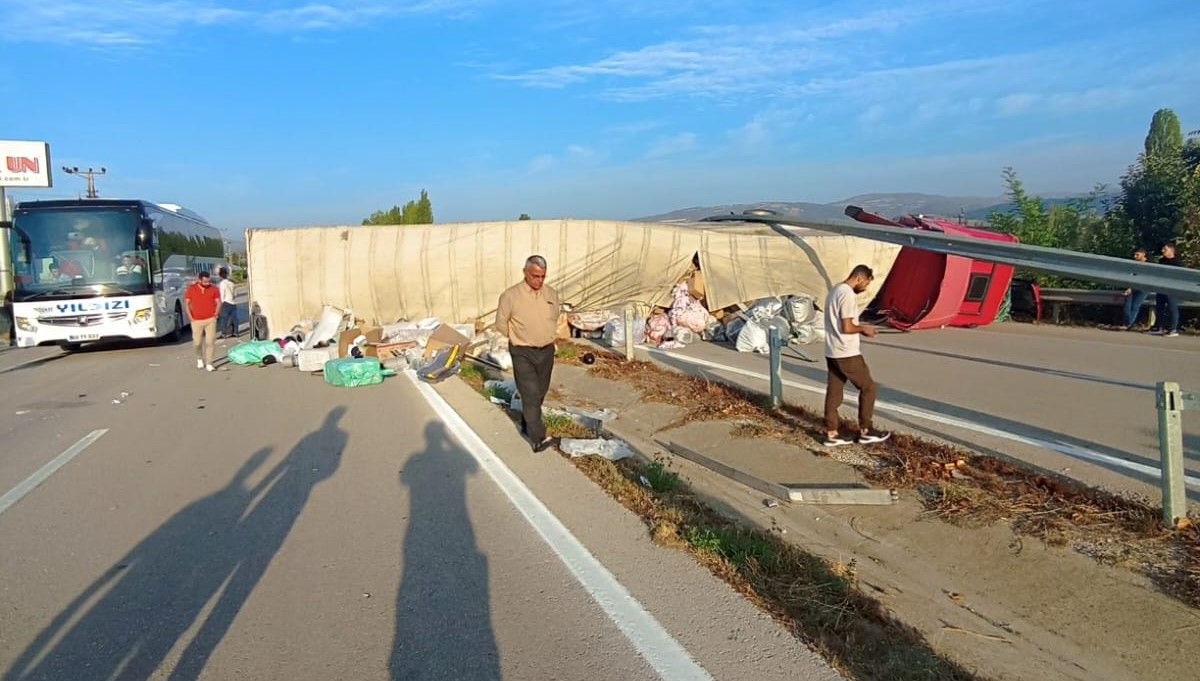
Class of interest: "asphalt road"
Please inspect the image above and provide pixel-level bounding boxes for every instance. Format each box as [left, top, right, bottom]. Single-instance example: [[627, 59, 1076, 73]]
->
[[0, 336, 840, 681], [648, 321, 1200, 504]]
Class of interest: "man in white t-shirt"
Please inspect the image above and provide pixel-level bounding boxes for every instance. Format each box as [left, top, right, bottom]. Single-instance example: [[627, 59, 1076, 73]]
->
[[216, 266, 239, 339], [822, 265, 890, 446]]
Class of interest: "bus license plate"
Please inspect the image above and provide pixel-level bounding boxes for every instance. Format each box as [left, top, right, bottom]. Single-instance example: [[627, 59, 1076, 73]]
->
[[68, 333, 101, 341]]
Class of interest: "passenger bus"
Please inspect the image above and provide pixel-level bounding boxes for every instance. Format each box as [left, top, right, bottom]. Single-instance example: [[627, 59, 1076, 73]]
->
[[7, 199, 226, 349]]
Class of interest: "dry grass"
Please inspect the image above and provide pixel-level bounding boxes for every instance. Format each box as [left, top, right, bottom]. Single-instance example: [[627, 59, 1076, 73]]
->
[[579, 348, 1200, 607]]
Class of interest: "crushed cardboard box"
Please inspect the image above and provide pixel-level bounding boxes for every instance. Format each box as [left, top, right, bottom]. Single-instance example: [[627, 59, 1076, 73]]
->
[[423, 324, 472, 360], [338, 326, 382, 358], [370, 340, 417, 361]]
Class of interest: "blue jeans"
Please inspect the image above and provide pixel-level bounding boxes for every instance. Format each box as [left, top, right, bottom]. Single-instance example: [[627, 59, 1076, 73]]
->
[[1154, 293, 1179, 333], [1123, 290, 1148, 327], [217, 302, 238, 337]]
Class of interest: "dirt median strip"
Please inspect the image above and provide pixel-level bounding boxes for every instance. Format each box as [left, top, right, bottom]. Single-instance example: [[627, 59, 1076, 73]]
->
[[461, 342, 1200, 680], [457, 358, 978, 681], [616, 351, 1198, 605]]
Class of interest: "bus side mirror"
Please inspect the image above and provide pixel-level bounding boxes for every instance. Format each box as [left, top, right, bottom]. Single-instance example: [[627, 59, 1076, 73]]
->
[[136, 222, 153, 249]]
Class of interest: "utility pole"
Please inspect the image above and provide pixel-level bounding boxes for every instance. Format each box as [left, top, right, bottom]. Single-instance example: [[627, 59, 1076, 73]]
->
[[61, 166, 106, 198]]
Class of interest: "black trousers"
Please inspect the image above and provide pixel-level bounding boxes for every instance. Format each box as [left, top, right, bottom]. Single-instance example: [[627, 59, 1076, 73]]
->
[[511, 344, 555, 443]]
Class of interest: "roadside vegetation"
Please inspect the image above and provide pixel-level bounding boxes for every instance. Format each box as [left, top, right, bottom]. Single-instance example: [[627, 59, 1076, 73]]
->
[[575, 350, 1198, 608], [460, 354, 979, 680], [991, 108, 1200, 286], [459, 338, 1200, 678]]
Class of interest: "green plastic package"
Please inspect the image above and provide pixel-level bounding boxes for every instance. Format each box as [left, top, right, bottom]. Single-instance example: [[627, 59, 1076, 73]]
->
[[323, 357, 394, 387], [227, 340, 283, 365]]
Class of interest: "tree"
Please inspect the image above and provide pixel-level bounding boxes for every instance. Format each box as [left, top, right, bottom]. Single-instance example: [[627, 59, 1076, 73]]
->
[[1144, 108, 1183, 159], [518, 213, 532, 221], [362, 189, 434, 226], [1183, 129, 1200, 174], [989, 168, 1133, 286], [988, 167, 1055, 247]]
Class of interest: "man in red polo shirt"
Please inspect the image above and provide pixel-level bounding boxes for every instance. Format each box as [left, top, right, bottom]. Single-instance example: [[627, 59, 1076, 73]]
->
[[184, 271, 221, 371]]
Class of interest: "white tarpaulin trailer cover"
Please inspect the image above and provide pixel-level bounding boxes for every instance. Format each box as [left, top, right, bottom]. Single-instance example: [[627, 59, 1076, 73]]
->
[[245, 220, 899, 334]]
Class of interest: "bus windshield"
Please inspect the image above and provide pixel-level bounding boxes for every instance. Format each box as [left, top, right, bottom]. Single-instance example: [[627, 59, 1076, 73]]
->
[[10, 207, 152, 298]]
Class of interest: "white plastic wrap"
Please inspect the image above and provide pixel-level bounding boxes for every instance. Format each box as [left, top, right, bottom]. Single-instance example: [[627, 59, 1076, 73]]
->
[[735, 320, 768, 353], [602, 317, 647, 347]]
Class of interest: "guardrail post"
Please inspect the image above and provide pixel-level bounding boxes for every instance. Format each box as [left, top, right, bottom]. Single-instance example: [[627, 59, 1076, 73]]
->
[[768, 325, 782, 409], [623, 305, 634, 362], [1156, 381, 1187, 527]]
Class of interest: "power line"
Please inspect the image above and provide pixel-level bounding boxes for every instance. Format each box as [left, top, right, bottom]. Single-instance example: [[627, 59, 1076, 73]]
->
[[61, 166, 107, 198]]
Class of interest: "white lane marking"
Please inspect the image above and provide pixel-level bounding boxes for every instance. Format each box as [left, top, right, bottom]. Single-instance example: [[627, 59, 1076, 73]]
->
[[0, 429, 109, 516], [406, 372, 714, 681], [650, 349, 1200, 490]]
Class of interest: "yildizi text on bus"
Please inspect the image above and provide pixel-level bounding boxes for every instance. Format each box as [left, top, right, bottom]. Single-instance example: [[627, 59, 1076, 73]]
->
[[7, 199, 226, 349]]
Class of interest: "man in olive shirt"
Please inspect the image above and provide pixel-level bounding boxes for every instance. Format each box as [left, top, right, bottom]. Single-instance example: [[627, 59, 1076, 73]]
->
[[496, 255, 561, 452]]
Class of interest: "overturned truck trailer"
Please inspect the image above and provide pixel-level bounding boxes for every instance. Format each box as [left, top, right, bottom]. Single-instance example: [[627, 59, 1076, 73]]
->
[[244, 219, 900, 338]]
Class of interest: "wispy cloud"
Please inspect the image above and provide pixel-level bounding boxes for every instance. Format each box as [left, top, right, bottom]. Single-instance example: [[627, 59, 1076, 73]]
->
[[527, 153, 556, 173], [0, 1, 486, 45], [644, 132, 697, 159], [494, 3, 994, 98], [725, 107, 808, 149]]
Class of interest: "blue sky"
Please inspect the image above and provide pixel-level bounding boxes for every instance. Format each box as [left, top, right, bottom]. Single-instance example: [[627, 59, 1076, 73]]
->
[[2, 0, 1198, 233]]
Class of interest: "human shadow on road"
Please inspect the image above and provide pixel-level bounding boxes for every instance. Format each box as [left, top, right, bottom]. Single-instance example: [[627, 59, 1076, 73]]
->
[[2, 407, 348, 681], [391, 421, 500, 681]]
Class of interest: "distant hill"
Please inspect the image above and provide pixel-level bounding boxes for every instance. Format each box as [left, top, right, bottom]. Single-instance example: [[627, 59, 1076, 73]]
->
[[638, 192, 1114, 225], [638, 201, 855, 224], [837, 193, 1003, 219]]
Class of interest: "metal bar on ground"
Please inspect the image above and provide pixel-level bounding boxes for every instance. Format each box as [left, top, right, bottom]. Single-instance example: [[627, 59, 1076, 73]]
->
[[1156, 381, 1188, 527], [787, 487, 899, 505], [702, 210, 1200, 300], [659, 440, 792, 501], [659, 440, 897, 505]]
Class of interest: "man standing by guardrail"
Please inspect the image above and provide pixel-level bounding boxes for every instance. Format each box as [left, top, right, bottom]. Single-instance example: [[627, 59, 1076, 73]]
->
[[1151, 243, 1183, 337], [1122, 248, 1150, 330], [822, 265, 890, 447]]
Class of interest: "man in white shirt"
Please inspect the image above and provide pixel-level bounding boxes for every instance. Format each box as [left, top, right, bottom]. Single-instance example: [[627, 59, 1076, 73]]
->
[[216, 266, 239, 339], [822, 265, 890, 446]]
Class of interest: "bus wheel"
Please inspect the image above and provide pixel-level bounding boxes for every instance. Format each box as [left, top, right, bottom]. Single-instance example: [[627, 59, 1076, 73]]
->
[[165, 303, 184, 342]]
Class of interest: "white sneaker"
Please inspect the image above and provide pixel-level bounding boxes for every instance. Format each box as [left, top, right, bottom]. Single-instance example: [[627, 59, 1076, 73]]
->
[[196, 359, 205, 369], [206, 364, 216, 372]]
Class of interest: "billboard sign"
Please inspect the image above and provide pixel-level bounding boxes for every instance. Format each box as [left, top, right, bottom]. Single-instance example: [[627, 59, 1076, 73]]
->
[[0, 140, 52, 187]]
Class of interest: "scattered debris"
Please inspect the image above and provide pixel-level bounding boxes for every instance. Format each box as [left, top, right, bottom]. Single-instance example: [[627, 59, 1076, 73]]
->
[[560, 438, 634, 461], [788, 487, 899, 506]]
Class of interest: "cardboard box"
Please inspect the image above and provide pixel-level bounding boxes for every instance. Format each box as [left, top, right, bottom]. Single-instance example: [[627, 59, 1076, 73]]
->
[[370, 340, 417, 361], [423, 323, 471, 360], [338, 326, 382, 358], [297, 346, 337, 372]]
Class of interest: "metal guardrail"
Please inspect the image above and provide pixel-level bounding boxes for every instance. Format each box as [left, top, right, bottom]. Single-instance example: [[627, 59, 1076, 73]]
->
[[705, 209, 1198, 524], [702, 210, 1200, 300], [1039, 288, 1200, 307], [1156, 382, 1195, 526]]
